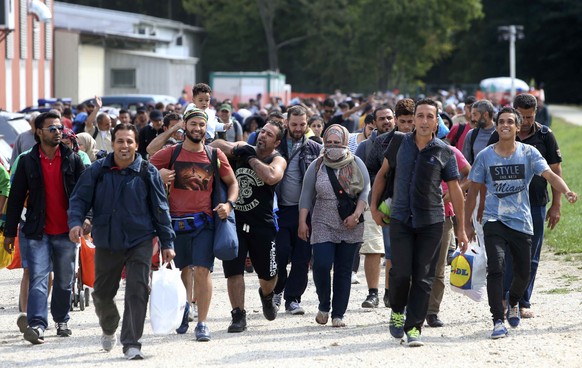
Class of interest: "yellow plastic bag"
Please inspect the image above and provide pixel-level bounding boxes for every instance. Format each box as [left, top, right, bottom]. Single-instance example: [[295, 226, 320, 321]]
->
[[0, 232, 13, 269]]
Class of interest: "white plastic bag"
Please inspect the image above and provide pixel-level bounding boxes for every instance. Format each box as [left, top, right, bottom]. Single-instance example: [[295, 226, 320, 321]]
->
[[150, 261, 187, 334], [449, 238, 487, 302]]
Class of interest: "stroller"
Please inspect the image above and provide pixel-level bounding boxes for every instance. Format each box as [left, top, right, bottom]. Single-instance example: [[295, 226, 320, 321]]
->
[[71, 237, 95, 311]]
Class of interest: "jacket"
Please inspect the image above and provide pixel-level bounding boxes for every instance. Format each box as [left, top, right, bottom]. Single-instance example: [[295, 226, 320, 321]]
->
[[5, 143, 85, 239], [67, 153, 175, 251]]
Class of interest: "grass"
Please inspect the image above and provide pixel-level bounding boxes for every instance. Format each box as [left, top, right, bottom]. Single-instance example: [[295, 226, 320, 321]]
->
[[543, 117, 582, 254], [543, 288, 571, 295]]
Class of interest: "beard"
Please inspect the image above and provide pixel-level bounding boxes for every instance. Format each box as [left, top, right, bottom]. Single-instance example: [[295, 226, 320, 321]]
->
[[185, 130, 203, 144]]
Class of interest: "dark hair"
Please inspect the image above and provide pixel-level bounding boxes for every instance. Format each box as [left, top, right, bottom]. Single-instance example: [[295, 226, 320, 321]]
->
[[513, 93, 537, 110], [323, 98, 336, 108], [268, 111, 284, 120], [373, 104, 394, 120], [338, 102, 349, 110], [440, 112, 453, 129], [265, 119, 285, 141], [394, 98, 415, 117], [119, 109, 129, 116], [308, 115, 323, 126], [495, 106, 523, 127], [112, 123, 139, 142], [63, 107, 73, 116], [364, 114, 375, 125], [34, 112, 61, 143], [155, 102, 165, 110], [192, 83, 212, 96], [163, 112, 182, 128], [414, 98, 439, 115], [464, 96, 477, 106]]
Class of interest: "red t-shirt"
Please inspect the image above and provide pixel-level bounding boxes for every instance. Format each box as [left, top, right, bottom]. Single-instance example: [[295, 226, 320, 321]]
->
[[150, 145, 233, 217], [39, 148, 69, 235], [441, 145, 469, 217], [446, 123, 470, 152]]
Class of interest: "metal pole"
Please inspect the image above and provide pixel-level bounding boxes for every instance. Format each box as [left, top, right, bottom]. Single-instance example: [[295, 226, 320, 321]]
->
[[510, 25, 516, 100]]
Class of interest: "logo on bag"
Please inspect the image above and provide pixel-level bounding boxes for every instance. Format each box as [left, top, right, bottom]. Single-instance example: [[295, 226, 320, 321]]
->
[[450, 254, 473, 288]]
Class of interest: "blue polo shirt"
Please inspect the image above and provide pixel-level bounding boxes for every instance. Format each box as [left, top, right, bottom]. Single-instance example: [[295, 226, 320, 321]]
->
[[386, 132, 459, 228]]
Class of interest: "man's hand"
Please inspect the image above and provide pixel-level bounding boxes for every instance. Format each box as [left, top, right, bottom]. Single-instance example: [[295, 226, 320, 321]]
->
[[213, 202, 232, 220], [82, 219, 92, 235], [546, 203, 561, 230], [224, 122, 233, 131], [69, 226, 83, 243], [371, 208, 387, 227], [162, 248, 176, 263], [298, 221, 310, 242], [233, 144, 256, 163], [95, 95, 103, 109], [456, 230, 470, 254], [159, 169, 175, 185], [3, 236, 15, 254]]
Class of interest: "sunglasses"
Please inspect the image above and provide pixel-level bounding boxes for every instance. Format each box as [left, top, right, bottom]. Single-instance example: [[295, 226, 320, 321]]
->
[[324, 109, 335, 114], [41, 125, 64, 133]]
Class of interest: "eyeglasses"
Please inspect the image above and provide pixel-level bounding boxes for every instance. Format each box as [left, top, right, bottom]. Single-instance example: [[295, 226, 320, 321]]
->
[[324, 109, 335, 114], [41, 125, 64, 133]]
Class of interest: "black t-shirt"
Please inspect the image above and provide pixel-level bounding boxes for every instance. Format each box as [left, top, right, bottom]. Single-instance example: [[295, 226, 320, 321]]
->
[[138, 125, 164, 158], [324, 114, 355, 133], [234, 152, 280, 226], [488, 123, 562, 206]]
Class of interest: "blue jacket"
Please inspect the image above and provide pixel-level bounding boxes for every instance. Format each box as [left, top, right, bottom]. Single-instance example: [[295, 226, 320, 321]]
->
[[68, 153, 175, 251]]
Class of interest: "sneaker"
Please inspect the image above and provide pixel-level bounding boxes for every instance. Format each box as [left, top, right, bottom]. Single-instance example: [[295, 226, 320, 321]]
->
[[273, 292, 283, 310], [389, 311, 405, 339], [426, 314, 444, 327], [124, 347, 144, 360], [258, 288, 277, 321], [315, 310, 329, 325], [361, 294, 379, 308], [101, 333, 117, 352], [332, 317, 346, 327], [406, 327, 424, 347], [507, 305, 521, 327], [351, 272, 360, 284], [56, 322, 72, 337], [383, 292, 391, 308], [176, 301, 190, 334], [491, 319, 508, 339], [16, 313, 27, 333], [227, 308, 247, 333], [23, 326, 45, 345], [520, 307, 534, 319], [286, 301, 305, 315], [188, 302, 197, 322], [195, 322, 210, 342]]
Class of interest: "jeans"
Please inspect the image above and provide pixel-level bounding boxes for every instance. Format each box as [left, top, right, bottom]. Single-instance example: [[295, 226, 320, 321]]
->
[[484, 221, 531, 322], [312, 241, 359, 319], [27, 233, 76, 330], [92, 240, 152, 352], [428, 216, 454, 315], [382, 225, 391, 260], [273, 205, 312, 306], [389, 220, 443, 332], [503, 205, 545, 308]]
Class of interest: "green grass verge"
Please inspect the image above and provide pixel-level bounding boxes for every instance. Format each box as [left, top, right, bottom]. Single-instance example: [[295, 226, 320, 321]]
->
[[543, 117, 582, 254]]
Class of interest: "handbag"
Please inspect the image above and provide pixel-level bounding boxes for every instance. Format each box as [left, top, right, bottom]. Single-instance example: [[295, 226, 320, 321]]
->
[[0, 231, 13, 269], [205, 146, 239, 261], [325, 165, 364, 223]]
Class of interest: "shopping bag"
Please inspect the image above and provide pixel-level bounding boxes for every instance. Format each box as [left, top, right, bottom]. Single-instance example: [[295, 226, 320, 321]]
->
[[7, 237, 21, 270], [0, 232, 13, 269], [149, 260, 187, 334], [450, 239, 487, 302], [79, 237, 96, 288]]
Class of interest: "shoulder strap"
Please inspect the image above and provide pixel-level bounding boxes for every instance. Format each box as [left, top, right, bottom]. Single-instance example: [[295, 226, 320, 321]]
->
[[325, 165, 350, 200], [92, 128, 98, 139], [387, 132, 405, 170], [469, 127, 480, 163], [314, 156, 324, 174], [451, 124, 466, 147], [168, 143, 183, 170], [205, 145, 223, 204]]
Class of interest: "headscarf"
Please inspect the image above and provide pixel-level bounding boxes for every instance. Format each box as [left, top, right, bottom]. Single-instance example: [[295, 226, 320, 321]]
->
[[76, 132, 98, 162], [61, 128, 79, 152], [322, 124, 364, 197]]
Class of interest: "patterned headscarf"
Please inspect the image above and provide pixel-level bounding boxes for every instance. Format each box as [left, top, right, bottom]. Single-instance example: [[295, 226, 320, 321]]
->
[[321, 124, 365, 197], [61, 128, 79, 152]]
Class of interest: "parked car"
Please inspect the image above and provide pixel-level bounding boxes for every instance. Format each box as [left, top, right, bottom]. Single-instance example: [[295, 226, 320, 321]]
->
[[81, 95, 178, 113], [0, 111, 31, 147], [0, 136, 12, 170]]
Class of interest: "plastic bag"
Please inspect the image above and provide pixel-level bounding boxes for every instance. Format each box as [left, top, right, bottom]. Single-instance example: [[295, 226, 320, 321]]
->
[[0, 232, 13, 269], [149, 260, 187, 334], [450, 239, 487, 302]]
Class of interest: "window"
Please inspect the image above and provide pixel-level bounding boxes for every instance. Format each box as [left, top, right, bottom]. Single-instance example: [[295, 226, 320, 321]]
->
[[111, 69, 136, 88]]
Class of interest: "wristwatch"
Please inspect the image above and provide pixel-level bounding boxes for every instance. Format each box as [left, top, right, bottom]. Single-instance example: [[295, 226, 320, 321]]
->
[[227, 200, 236, 209]]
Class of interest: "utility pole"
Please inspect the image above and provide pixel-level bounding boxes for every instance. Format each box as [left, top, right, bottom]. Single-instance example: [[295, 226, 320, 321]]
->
[[498, 25, 524, 99]]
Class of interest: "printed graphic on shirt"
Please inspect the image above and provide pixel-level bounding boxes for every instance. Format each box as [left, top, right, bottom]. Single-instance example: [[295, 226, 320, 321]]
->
[[235, 167, 264, 212], [489, 164, 526, 198], [174, 161, 213, 191]]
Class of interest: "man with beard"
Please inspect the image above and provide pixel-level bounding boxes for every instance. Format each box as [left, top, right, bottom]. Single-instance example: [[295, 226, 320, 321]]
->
[[270, 105, 321, 314], [353, 105, 396, 308], [462, 99, 497, 165], [4, 112, 86, 344], [150, 108, 239, 342], [211, 120, 287, 332]]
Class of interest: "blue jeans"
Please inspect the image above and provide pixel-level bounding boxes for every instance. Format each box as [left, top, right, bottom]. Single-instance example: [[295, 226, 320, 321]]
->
[[312, 241, 359, 319], [503, 205, 545, 308], [382, 225, 391, 260], [27, 233, 76, 330]]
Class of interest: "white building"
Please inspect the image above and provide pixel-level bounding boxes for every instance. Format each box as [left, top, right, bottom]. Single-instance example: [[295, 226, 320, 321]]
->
[[53, 1, 203, 103]]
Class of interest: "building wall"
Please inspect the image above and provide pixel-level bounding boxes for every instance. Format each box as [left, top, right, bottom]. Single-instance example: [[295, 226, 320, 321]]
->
[[78, 44, 105, 102], [54, 29, 79, 102], [1, 0, 53, 111]]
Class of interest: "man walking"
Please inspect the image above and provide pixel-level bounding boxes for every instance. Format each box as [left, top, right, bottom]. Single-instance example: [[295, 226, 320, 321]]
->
[[4, 112, 85, 344], [68, 123, 176, 359]]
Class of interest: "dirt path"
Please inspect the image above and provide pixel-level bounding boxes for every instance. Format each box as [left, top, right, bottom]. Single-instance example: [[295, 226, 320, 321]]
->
[[549, 104, 582, 126], [1, 249, 581, 368]]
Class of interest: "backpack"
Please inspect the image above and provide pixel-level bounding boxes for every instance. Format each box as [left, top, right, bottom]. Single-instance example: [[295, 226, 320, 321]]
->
[[450, 123, 467, 148], [92, 127, 115, 140], [468, 127, 480, 164], [379, 132, 405, 205]]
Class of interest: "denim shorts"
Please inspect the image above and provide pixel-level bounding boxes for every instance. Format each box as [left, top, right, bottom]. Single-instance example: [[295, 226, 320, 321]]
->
[[173, 227, 214, 271]]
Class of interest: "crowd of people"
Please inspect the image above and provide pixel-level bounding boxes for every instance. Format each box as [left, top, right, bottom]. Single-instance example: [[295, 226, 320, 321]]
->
[[1, 83, 578, 359]]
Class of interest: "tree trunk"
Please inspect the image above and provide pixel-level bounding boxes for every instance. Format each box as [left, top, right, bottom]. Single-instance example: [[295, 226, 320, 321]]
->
[[256, 0, 278, 71]]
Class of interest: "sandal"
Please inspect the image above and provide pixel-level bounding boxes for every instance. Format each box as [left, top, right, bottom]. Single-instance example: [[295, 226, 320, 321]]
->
[[520, 308, 534, 319], [332, 318, 346, 327], [315, 310, 329, 325]]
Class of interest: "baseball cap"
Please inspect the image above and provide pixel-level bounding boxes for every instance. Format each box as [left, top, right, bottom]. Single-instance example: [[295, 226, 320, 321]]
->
[[220, 104, 232, 112], [149, 109, 163, 121]]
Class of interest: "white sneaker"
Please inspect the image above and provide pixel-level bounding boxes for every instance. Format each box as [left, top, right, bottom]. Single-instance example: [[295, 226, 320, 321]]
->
[[101, 333, 117, 352], [124, 347, 144, 360], [188, 302, 198, 322], [273, 292, 283, 310], [286, 301, 305, 315], [351, 272, 360, 284]]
